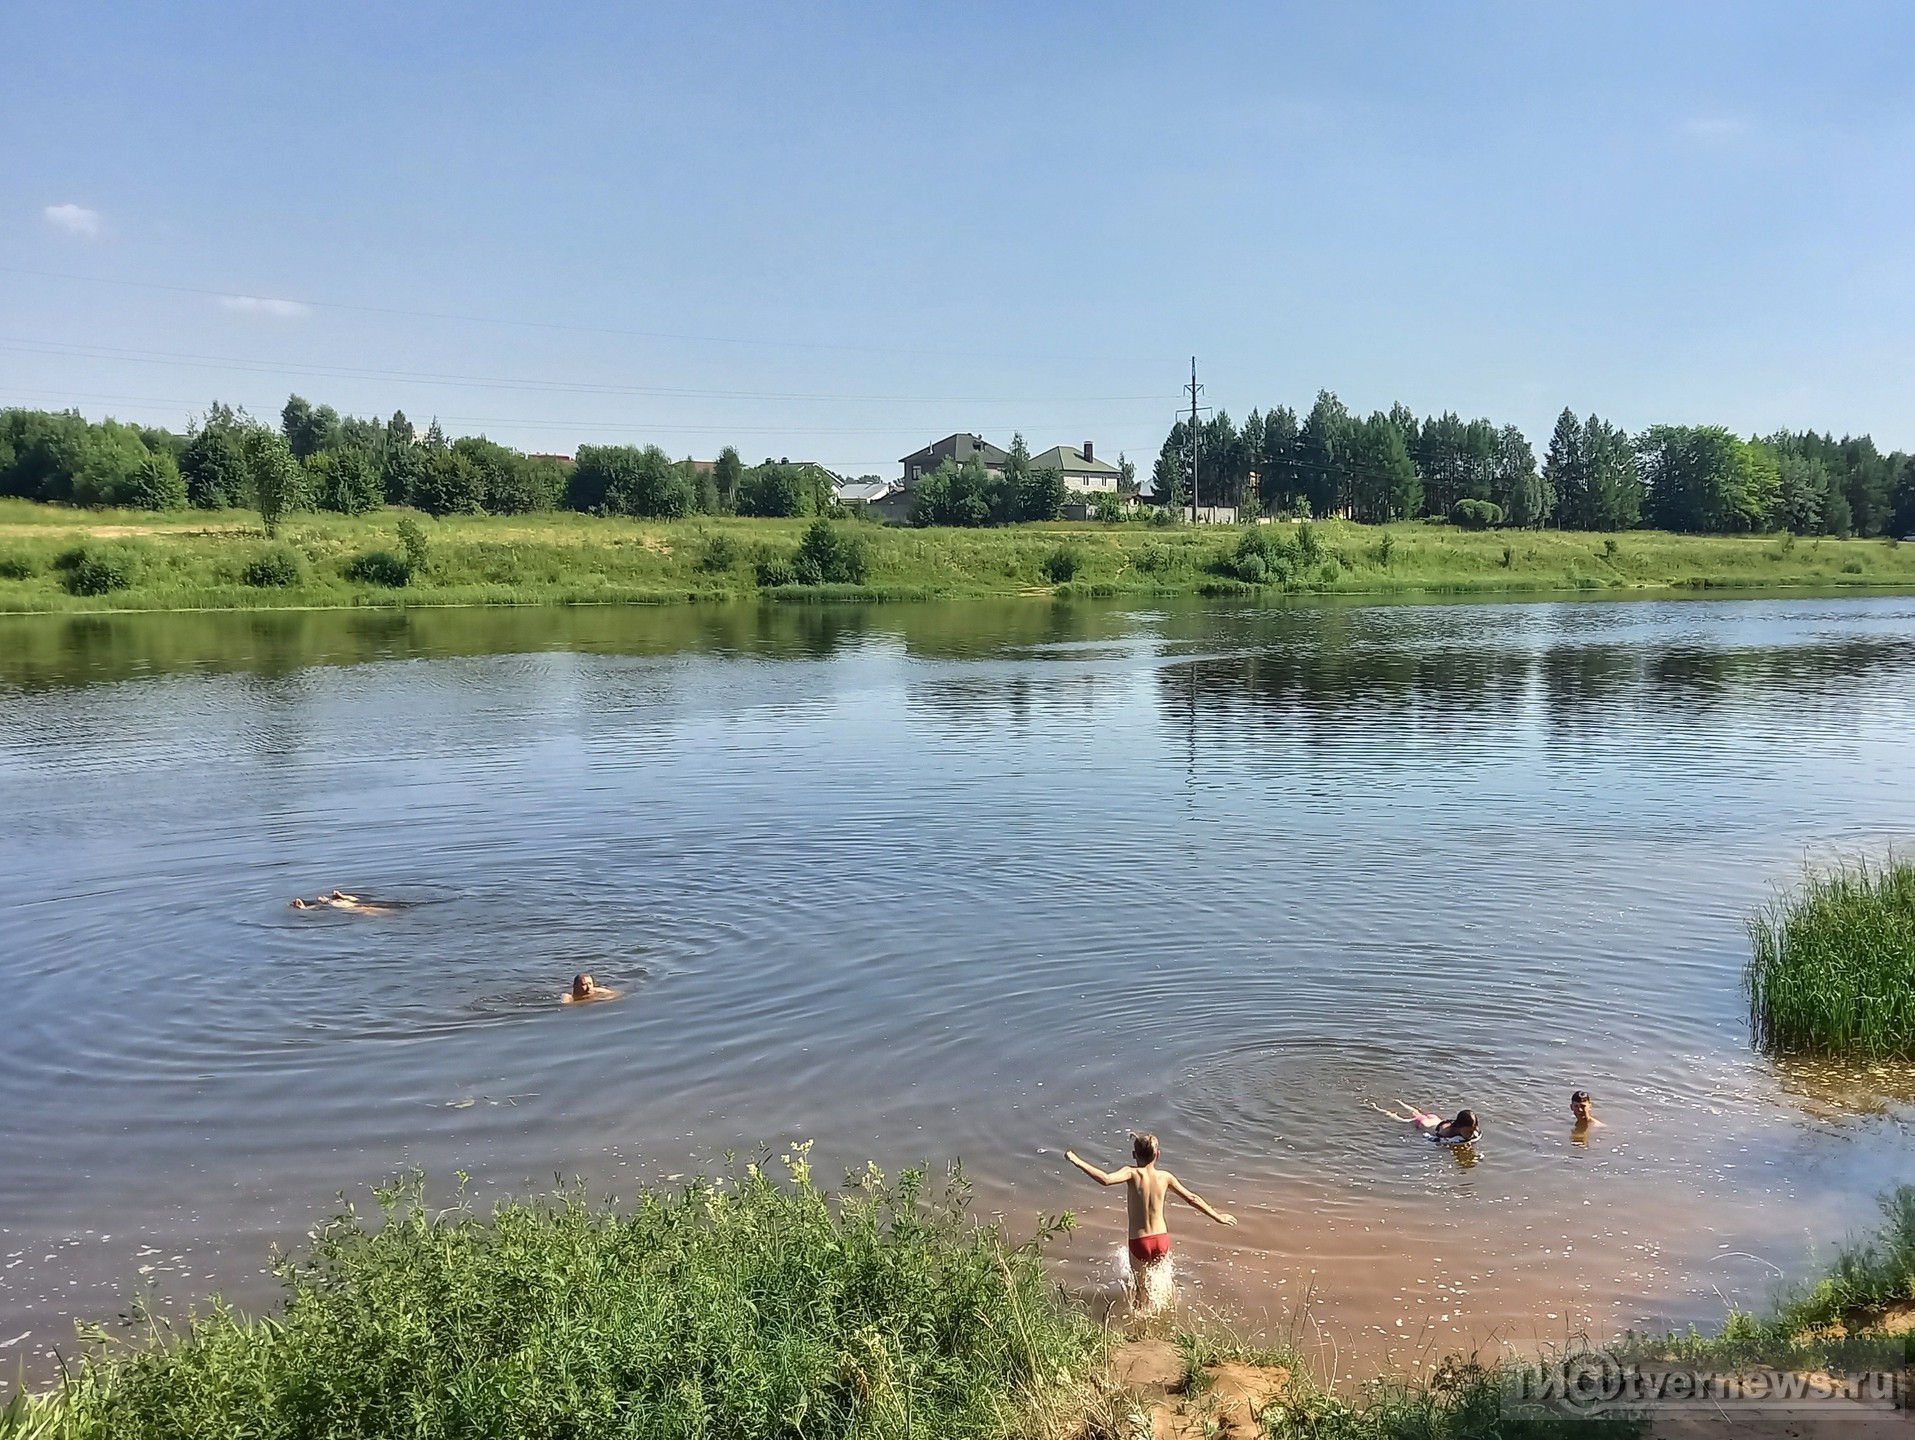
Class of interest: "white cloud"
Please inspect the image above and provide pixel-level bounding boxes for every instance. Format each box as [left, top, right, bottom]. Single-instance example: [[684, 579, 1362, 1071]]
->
[[219, 294, 310, 319], [44, 203, 102, 238], [1681, 115, 1750, 146]]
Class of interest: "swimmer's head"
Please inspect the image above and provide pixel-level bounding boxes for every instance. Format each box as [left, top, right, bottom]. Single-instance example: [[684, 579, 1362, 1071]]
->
[[571, 973, 596, 999], [1570, 1091, 1594, 1122], [1131, 1132, 1160, 1166], [291, 897, 310, 909], [1452, 1110, 1478, 1137]]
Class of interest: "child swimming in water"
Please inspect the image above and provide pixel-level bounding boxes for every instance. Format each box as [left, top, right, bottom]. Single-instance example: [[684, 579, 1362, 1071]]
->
[[561, 972, 620, 1004], [290, 890, 391, 912], [1370, 1099, 1478, 1143], [1570, 1090, 1602, 1134], [1064, 1133, 1235, 1307]]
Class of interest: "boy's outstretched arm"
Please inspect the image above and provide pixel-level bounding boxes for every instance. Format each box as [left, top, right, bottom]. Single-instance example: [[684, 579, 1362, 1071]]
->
[[1166, 1171, 1236, 1225], [1065, 1150, 1128, 1186]]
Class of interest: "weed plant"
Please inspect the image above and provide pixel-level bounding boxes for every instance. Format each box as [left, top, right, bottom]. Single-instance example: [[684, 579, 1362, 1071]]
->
[[1748, 857, 1915, 1057], [0, 1152, 1096, 1440]]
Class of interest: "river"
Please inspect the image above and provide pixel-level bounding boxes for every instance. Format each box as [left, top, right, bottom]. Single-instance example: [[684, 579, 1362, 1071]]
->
[[2, 594, 1912, 1378]]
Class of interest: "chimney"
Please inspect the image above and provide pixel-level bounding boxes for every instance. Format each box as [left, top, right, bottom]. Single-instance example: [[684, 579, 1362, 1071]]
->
[[1082, 440, 1094, 462]]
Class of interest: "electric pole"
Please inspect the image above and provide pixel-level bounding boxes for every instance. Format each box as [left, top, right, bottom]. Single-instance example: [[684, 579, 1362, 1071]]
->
[[1185, 357, 1203, 525]]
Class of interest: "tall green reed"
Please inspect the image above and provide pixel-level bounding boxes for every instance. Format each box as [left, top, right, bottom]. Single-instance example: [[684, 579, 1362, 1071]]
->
[[1747, 857, 1915, 1057]]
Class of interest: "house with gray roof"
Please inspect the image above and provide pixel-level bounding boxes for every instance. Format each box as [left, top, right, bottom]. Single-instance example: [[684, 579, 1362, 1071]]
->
[[1028, 441, 1122, 494], [899, 433, 1010, 485]]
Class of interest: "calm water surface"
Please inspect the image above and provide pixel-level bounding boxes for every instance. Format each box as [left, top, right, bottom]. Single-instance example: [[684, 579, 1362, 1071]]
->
[[2, 595, 1913, 1376]]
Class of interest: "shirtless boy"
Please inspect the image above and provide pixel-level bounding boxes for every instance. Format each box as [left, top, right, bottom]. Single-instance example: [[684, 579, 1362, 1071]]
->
[[1570, 1090, 1603, 1134], [561, 972, 620, 1004], [1065, 1133, 1234, 1303]]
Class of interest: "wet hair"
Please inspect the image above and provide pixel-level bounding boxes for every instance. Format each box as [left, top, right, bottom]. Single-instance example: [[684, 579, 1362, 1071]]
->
[[1571, 1090, 1592, 1106], [1131, 1132, 1160, 1165], [571, 973, 594, 995], [1453, 1110, 1477, 1132]]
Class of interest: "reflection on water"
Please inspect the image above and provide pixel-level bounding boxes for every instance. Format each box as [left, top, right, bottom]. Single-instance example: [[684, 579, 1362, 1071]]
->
[[2, 594, 1914, 1374]]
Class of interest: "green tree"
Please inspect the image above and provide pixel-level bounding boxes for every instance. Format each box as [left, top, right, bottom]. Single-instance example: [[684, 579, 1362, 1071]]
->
[[1491, 425, 1548, 528], [1297, 391, 1349, 518], [910, 456, 1000, 527], [1152, 425, 1188, 511], [1257, 405, 1300, 513], [1544, 409, 1585, 528], [280, 395, 340, 460], [1343, 412, 1420, 522], [181, 403, 251, 508], [243, 429, 305, 537], [1022, 466, 1067, 522], [736, 461, 807, 517], [307, 449, 385, 515], [569, 445, 694, 518], [1573, 414, 1641, 531], [714, 446, 743, 513], [1001, 434, 1032, 522], [124, 451, 187, 511], [1639, 425, 1768, 533]]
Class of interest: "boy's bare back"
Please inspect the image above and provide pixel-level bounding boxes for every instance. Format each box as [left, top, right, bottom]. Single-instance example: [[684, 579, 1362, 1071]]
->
[[1065, 1135, 1235, 1241]]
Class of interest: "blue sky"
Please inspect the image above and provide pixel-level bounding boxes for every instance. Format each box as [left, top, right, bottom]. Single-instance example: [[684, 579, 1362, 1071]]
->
[[3, 1, 1911, 475]]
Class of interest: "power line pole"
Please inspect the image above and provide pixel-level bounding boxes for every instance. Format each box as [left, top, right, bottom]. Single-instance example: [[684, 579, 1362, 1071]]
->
[[1186, 357, 1202, 525]]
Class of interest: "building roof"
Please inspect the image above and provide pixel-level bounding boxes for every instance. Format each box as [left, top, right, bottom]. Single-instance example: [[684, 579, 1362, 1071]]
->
[[900, 433, 1010, 466], [834, 479, 898, 504], [1028, 444, 1121, 476]]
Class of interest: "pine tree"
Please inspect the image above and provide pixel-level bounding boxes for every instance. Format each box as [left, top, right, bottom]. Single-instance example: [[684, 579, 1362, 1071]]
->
[[1544, 409, 1585, 528]]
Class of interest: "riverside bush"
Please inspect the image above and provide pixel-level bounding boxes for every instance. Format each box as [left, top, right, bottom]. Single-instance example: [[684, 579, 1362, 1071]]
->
[[1747, 857, 1915, 1057], [241, 545, 305, 588], [54, 544, 137, 596], [790, 519, 869, 586], [1040, 546, 1081, 583], [1451, 499, 1504, 530], [1, 1155, 1096, 1440], [345, 550, 411, 587]]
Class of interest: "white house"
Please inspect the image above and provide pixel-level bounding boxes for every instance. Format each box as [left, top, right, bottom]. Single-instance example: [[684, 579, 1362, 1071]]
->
[[1028, 442, 1122, 494]]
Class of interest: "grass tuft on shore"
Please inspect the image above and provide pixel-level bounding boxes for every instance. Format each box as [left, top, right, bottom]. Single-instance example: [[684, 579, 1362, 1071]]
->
[[0, 1151, 1097, 1440], [1747, 856, 1915, 1058]]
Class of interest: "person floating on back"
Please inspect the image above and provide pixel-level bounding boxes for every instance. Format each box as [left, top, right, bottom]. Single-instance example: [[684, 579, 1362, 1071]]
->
[[561, 972, 620, 1004], [1369, 1099, 1478, 1144], [1065, 1133, 1234, 1305], [1570, 1090, 1602, 1141], [290, 890, 390, 912]]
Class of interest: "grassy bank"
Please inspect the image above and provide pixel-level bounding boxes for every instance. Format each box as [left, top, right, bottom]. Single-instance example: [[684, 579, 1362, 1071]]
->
[[1622, 1184, 1915, 1378], [3, 499, 1914, 614], [0, 1157, 1635, 1440], [1748, 857, 1915, 1058]]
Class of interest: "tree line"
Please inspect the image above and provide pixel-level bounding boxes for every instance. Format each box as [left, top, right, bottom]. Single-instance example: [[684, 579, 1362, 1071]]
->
[[0, 396, 849, 523], [1152, 393, 1915, 537]]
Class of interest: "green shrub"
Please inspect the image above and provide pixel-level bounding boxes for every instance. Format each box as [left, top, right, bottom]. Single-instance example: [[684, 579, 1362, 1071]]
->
[[1040, 546, 1081, 583], [345, 550, 412, 587], [0, 554, 36, 580], [396, 517, 430, 576], [54, 544, 137, 596], [1215, 527, 1295, 585], [123, 453, 187, 512], [791, 519, 869, 585], [242, 546, 305, 588], [753, 551, 797, 587], [1842, 559, 1864, 574], [1137, 543, 1182, 574], [1747, 857, 1915, 1057], [0, 1157, 1096, 1440], [694, 532, 741, 573], [1450, 498, 1503, 530]]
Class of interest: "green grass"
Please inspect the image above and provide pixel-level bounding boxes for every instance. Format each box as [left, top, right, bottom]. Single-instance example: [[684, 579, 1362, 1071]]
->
[[0, 1152, 1099, 1440], [1619, 1185, 1915, 1377], [1747, 857, 1915, 1058], [3, 499, 1914, 613]]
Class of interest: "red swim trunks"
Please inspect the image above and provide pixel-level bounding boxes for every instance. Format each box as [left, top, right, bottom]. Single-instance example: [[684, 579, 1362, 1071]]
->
[[1128, 1232, 1172, 1264]]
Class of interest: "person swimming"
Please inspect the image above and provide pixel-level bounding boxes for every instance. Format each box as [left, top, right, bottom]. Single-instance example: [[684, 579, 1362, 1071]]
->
[[1570, 1089, 1603, 1137], [291, 890, 390, 912], [1370, 1099, 1478, 1144], [1065, 1132, 1235, 1308], [561, 972, 620, 1004]]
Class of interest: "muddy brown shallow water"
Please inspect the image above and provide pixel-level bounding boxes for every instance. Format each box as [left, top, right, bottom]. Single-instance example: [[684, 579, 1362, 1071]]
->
[[2, 595, 1912, 1374]]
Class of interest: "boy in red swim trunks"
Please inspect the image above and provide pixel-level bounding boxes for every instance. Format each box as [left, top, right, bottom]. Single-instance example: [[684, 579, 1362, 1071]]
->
[[1065, 1133, 1235, 1303]]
